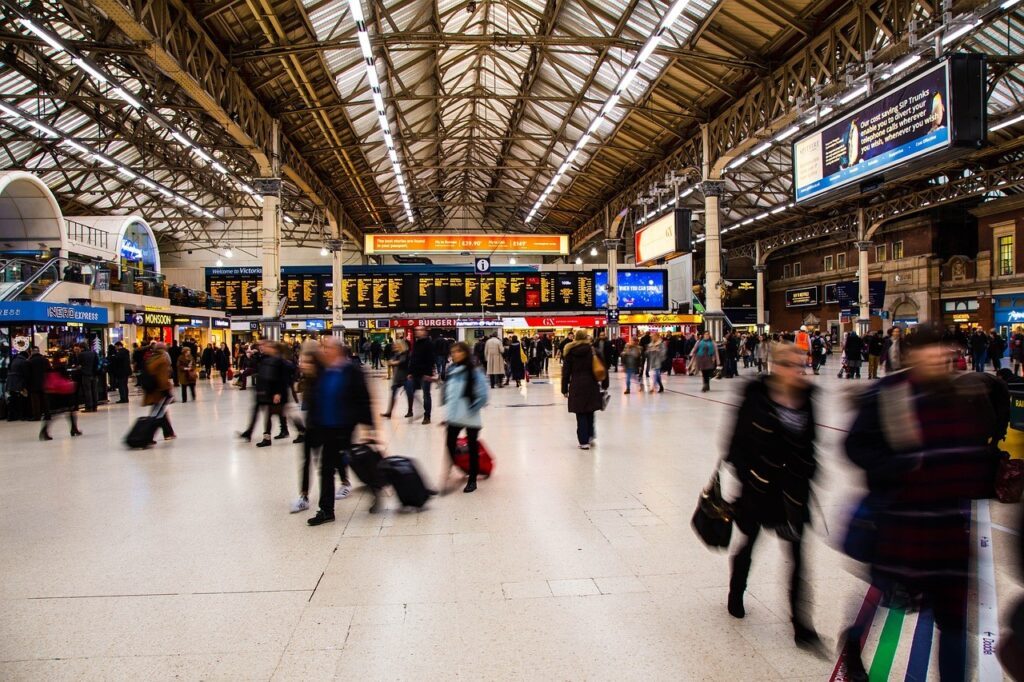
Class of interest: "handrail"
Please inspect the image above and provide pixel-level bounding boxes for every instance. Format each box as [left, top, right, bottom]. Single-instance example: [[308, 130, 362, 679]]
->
[[1, 258, 62, 302], [64, 219, 110, 250]]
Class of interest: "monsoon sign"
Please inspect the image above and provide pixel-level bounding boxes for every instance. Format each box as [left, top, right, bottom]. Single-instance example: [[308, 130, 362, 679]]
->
[[793, 62, 950, 204]]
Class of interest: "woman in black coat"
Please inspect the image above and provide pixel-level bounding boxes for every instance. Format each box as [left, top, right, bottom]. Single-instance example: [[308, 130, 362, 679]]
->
[[214, 343, 230, 383], [724, 342, 821, 650], [506, 335, 526, 387], [560, 330, 606, 450]]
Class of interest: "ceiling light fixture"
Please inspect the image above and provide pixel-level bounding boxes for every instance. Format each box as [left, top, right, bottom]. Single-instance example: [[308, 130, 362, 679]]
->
[[216, 259, 224, 267], [525, 0, 696, 224], [224, 248, 233, 258], [991, 113, 1024, 131], [19, 19, 67, 53], [590, 246, 598, 256], [575, 256, 583, 265], [509, 256, 517, 264], [321, 246, 329, 256], [349, 0, 414, 223], [941, 19, 982, 45], [839, 85, 867, 105]]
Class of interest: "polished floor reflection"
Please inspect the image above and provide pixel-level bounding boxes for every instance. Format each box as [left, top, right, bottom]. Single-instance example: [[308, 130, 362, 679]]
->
[[1, 365, 1020, 680]]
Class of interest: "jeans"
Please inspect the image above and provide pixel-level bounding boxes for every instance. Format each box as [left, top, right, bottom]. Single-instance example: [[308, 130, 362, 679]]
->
[[435, 356, 446, 378], [730, 524, 810, 628], [973, 353, 987, 372], [575, 412, 595, 445], [446, 425, 480, 482], [408, 376, 431, 417], [316, 427, 353, 516], [651, 367, 663, 390], [625, 368, 638, 391]]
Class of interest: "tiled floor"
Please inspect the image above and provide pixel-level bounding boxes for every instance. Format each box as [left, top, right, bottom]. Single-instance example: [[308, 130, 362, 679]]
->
[[1, 364, 1020, 680]]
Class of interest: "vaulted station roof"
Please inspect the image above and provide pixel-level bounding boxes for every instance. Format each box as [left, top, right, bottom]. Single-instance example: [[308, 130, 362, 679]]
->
[[0, 0, 1023, 256]]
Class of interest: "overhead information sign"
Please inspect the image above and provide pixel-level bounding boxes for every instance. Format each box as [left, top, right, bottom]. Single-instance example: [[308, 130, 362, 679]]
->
[[794, 61, 951, 203], [634, 209, 692, 265], [364, 234, 569, 255]]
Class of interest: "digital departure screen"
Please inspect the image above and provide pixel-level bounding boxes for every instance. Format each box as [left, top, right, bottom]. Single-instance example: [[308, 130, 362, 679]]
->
[[207, 269, 599, 315]]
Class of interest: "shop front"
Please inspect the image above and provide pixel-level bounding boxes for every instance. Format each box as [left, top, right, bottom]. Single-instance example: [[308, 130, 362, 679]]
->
[[210, 317, 231, 347], [230, 320, 261, 346], [994, 294, 1024, 337], [173, 315, 209, 347], [618, 313, 702, 339], [129, 310, 173, 345], [283, 319, 331, 346], [500, 316, 607, 341], [941, 298, 981, 332], [0, 301, 110, 371]]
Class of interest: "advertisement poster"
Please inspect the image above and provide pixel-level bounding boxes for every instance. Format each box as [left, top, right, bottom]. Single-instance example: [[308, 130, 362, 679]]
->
[[594, 270, 667, 310], [785, 286, 819, 308], [794, 62, 949, 203]]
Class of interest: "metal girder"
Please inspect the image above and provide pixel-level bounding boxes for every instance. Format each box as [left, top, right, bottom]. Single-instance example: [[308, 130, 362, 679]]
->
[[727, 159, 1024, 263], [86, 0, 360, 240], [228, 32, 768, 72]]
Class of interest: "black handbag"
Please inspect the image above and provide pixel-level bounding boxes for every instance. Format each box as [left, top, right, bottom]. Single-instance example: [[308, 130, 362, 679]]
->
[[691, 471, 734, 550]]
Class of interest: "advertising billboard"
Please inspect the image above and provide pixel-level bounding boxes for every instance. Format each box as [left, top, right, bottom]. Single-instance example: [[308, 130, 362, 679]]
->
[[594, 270, 667, 310], [364, 234, 568, 255], [793, 56, 986, 204], [634, 209, 692, 265], [785, 286, 819, 308]]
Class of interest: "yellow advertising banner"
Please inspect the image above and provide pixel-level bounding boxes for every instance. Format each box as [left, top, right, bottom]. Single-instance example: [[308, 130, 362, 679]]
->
[[365, 234, 568, 255], [619, 313, 703, 324]]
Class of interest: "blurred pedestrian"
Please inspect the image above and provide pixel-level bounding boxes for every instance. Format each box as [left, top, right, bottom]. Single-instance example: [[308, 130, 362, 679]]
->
[[442, 342, 489, 493]]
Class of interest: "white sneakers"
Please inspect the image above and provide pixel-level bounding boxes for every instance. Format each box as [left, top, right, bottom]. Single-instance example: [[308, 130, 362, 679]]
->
[[289, 496, 309, 513], [578, 444, 590, 450], [335, 485, 352, 500]]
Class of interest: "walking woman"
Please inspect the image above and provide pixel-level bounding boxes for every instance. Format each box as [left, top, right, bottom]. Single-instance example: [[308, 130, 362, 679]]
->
[[39, 360, 82, 440], [380, 338, 411, 419], [215, 342, 231, 384], [442, 342, 489, 493], [561, 330, 606, 450], [691, 331, 720, 392], [724, 342, 821, 650], [176, 346, 197, 403], [506, 334, 526, 388]]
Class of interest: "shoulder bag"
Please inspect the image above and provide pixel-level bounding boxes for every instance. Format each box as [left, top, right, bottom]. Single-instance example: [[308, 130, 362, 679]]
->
[[691, 468, 734, 550]]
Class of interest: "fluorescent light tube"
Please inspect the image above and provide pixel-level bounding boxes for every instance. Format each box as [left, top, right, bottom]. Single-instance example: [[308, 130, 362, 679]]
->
[[637, 37, 660, 64], [839, 86, 866, 105], [357, 31, 373, 58], [212, 162, 228, 174], [751, 141, 772, 156], [19, 19, 66, 53], [991, 113, 1024, 131], [112, 87, 143, 109], [348, 0, 364, 23], [726, 154, 747, 170], [941, 20, 981, 45], [73, 58, 107, 84], [773, 125, 799, 142]]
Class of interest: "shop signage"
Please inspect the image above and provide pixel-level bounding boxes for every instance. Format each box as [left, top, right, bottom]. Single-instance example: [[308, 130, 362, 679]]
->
[[390, 318, 458, 328], [953, 313, 971, 323], [211, 318, 230, 329], [120, 238, 143, 261], [618, 313, 703, 325], [607, 309, 620, 325], [209, 266, 262, 277], [172, 315, 208, 327], [0, 301, 109, 325], [141, 312, 172, 326], [230, 321, 261, 331], [306, 319, 326, 331], [367, 319, 392, 329], [365, 233, 568, 255], [785, 286, 819, 308], [512, 316, 606, 327], [1006, 310, 1024, 323]]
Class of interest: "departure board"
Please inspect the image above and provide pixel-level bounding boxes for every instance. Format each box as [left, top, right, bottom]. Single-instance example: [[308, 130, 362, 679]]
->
[[208, 268, 600, 316]]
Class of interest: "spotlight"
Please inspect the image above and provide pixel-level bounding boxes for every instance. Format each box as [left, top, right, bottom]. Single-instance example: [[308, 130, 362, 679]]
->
[[224, 248, 233, 258], [509, 256, 517, 264], [321, 247, 329, 256], [575, 256, 583, 265], [215, 258, 223, 267], [590, 246, 598, 256]]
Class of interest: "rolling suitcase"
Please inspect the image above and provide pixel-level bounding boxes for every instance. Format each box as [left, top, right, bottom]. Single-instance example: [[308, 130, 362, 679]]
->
[[125, 398, 168, 449], [379, 456, 433, 508], [348, 442, 386, 489], [672, 357, 688, 374], [454, 437, 494, 477]]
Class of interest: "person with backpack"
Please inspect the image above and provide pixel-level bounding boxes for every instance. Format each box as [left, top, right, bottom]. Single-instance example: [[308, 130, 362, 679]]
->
[[691, 331, 720, 392], [442, 342, 489, 493], [561, 330, 606, 450]]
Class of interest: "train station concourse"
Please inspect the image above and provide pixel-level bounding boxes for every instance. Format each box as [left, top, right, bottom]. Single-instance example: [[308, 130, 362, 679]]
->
[[3, 0, 1024, 677]]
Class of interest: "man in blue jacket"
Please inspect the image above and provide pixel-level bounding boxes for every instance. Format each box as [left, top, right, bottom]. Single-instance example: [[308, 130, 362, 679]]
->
[[306, 338, 373, 526]]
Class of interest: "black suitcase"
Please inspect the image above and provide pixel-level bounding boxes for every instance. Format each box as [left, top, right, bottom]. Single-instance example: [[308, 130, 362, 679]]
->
[[125, 417, 160, 449], [348, 442, 385, 489], [379, 456, 433, 508]]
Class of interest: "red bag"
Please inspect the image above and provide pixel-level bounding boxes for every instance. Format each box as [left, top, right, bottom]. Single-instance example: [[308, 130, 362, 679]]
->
[[673, 357, 688, 374], [955, 354, 967, 371], [226, 368, 234, 380], [44, 372, 75, 395], [454, 437, 494, 477], [996, 456, 1024, 503]]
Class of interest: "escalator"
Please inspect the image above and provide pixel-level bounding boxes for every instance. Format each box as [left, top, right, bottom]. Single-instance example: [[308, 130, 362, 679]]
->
[[0, 258, 62, 302]]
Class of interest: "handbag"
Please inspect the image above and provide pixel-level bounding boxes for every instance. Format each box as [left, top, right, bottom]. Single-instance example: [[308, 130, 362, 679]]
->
[[44, 372, 76, 396], [591, 352, 607, 382], [599, 390, 611, 411], [691, 470, 734, 550]]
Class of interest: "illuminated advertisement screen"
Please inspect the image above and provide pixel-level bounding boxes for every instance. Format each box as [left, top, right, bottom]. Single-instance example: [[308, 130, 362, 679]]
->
[[793, 62, 950, 204], [594, 270, 667, 310]]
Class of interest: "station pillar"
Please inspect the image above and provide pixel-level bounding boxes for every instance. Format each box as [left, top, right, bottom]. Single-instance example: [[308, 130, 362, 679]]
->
[[604, 238, 621, 339], [701, 178, 727, 340]]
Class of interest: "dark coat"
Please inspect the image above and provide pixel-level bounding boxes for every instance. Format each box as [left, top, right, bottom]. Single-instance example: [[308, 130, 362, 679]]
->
[[409, 337, 435, 377], [78, 349, 98, 377], [255, 355, 290, 405], [28, 353, 49, 392], [561, 341, 603, 413], [201, 347, 215, 367], [845, 372, 1001, 582], [726, 378, 818, 534], [506, 342, 525, 380], [214, 348, 230, 372], [112, 347, 132, 377], [7, 354, 29, 394]]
